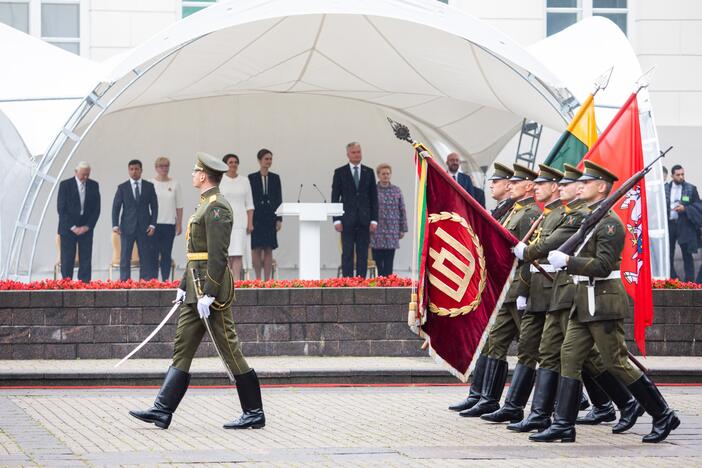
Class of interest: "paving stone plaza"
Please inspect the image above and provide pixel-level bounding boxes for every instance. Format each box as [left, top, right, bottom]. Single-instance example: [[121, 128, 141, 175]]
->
[[1, 383, 701, 466]]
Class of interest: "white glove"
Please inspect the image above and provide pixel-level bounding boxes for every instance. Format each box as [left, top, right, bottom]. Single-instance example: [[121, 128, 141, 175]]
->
[[516, 296, 528, 311], [512, 241, 527, 261], [547, 250, 569, 269], [197, 295, 215, 319], [174, 288, 186, 303]]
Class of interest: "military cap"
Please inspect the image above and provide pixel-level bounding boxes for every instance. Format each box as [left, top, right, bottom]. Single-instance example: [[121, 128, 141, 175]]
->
[[533, 164, 563, 183], [579, 160, 619, 183], [194, 152, 228, 175], [488, 162, 514, 181], [509, 163, 539, 181], [560, 163, 583, 184]]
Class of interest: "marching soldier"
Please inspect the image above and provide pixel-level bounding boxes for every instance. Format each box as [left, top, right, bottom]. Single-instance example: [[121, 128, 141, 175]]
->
[[481, 164, 564, 423], [533, 161, 679, 443], [129, 152, 265, 430], [460, 164, 541, 418], [449, 162, 513, 412]]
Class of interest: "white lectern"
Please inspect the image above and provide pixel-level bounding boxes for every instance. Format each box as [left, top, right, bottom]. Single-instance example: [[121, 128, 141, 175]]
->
[[276, 203, 344, 279]]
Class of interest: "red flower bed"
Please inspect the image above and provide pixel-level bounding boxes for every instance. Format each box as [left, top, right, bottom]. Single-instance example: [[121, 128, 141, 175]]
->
[[651, 278, 702, 289], [0, 275, 413, 290]]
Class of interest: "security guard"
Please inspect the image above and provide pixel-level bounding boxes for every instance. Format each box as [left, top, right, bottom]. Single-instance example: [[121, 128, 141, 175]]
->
[[449, 162, 513, 412], [130, 152, 265, 430], [481, 164, 564, 423], [532, 160, 679, 443], [460, 164, 541, 418]]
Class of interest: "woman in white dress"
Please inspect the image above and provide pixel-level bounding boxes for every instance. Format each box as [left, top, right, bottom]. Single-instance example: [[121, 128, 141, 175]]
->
[[220, 153, 254, 280], [150, 156, 183, 281]]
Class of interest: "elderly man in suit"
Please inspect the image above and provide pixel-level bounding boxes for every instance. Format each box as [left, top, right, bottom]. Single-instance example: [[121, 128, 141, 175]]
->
[[112, 159, 159, 280], [332, 142, 379, 278], [57, 161, 101, 282], [446, 152, 484, 207], [665, 164, 700, 282]]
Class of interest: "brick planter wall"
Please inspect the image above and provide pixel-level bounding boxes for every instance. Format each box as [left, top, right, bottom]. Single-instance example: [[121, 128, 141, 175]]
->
[[0, 288, 422, 360], [0, 288, 700, 359]]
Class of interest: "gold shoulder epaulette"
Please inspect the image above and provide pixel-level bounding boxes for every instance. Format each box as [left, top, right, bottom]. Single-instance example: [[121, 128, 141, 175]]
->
[[209, 195, 217, 203]]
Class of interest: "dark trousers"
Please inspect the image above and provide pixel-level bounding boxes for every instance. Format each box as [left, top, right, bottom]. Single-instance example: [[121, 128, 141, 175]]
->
[[120, 230, 155, 281], [372, 248, 395, 276], [669, 221, 695, 282], [154, 223, 176, 281], [59, 231, 93, 282], [341, 224, 370, 278]]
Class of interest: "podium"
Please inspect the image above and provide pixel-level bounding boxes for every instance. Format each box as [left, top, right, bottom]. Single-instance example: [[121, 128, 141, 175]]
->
[[276, 203, 344, 279]]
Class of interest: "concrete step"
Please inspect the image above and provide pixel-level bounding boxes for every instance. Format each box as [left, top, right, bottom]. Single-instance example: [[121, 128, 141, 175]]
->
[[1, 356, 700, 386]]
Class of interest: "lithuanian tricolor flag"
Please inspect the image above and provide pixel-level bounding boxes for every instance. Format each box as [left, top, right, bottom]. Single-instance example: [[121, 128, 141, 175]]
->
[[543, 94, 598, 170]]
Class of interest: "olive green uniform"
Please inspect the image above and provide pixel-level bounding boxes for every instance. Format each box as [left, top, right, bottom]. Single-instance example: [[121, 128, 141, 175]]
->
[[486, 197, 541, 360], [172, 186, 249, 376], [560, 204, 641, 385]]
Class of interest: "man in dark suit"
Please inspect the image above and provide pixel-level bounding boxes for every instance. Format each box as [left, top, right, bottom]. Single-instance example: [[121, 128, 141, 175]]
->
[[446, 152, 484, 207], [665, 164, 700, 281], [57, 161, 101, 282], [332, 142, 379, 278], [112, 159, 158, 280]]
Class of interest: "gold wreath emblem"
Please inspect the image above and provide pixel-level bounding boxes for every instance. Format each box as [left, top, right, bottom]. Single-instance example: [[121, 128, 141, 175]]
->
[[427, 212, 486, 317]]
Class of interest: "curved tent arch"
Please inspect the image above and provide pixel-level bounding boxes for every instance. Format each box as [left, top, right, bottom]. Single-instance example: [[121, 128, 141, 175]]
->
[[6, 0, 583, 279]]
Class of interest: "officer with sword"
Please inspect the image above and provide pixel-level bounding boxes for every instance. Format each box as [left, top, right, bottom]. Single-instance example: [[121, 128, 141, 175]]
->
[[128, 152, 265, 430]]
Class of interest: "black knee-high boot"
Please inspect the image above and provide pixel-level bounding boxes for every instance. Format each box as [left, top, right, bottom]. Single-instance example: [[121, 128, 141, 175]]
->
[[627, 374, 680, 443], [449, 354, 488, 412], [507, 367, 558, 432], [481, 363, 535, 423], [223, 369, 266, 429], [129, 366, 190, 429], [592, 371, 644, 433], [459, 358, 508, 417], [577, 369, 615, 424], [530, 376, 581, 443]]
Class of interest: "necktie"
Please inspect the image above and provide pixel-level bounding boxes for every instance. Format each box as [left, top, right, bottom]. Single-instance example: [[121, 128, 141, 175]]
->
[[353, 166, 360, 189], [79, 182, 85, 215], [263, 175, 268, 196], [135, 181, 141, 202]]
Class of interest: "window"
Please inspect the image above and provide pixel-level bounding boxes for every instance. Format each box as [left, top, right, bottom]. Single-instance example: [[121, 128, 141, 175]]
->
[[42, 2, 80, 54], [0, 2, 29, 33], [546, 0, 628, 37], [0, 0, 82, 55], [182, 0, 217, 18]]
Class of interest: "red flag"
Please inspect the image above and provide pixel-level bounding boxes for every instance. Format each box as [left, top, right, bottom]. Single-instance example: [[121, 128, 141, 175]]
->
[[580, 93, 653, 355], [411, 154, 518, 381]]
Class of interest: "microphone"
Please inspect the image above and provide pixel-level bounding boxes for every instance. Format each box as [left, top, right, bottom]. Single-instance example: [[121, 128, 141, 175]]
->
[[296, 184, 304, 203], [312, 183, 327, 203]]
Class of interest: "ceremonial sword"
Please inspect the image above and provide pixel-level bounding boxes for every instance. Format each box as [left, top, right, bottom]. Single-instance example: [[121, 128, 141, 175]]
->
[[115, 299, 183, 368], [191, 268, 236, 383]]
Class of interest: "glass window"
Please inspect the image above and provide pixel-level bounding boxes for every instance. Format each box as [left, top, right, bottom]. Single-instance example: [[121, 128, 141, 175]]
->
[[546, 12, 578, 36], [594, 0, 626, 8], [547, 0, 578, 7], [182, 0, 216, 18], [48, 41, 79, 54], [41, 3, 79, 38], [0, 2, 29, 33], [594, 12, 627, 34]]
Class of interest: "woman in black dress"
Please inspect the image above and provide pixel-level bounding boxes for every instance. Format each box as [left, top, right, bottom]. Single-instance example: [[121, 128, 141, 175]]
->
[[248, 149, 282, 280]]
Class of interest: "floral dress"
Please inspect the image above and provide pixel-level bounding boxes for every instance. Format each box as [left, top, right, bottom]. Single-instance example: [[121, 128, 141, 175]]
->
[[371, 183, 408, 250]]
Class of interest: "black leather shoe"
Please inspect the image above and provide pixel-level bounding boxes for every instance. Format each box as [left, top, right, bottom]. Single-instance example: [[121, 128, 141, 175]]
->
[[592, 370, 643, 434], [481, 364, 535, 423], [224, 369, 266, 429], [508, 368, 558, 433], [579, 391, 591, 411], [129, 366, 190, 429], [577, 370, 615, 425], [459, 358, 508, 418], [449, 354, 487, 412], [627, 374, 680, 443], [530, 376, 581, 443]]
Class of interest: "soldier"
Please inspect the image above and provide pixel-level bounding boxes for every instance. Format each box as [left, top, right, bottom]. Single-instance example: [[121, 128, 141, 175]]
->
[[533, 161, 679, 443], [450, 163, 513, 412], [460, 164, 541, 418], [481, 164, 563, 423], [129, 152, 265, 430]]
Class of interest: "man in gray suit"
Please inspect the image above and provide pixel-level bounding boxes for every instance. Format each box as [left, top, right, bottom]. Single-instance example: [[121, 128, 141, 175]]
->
[[112, 159, 158, 280]]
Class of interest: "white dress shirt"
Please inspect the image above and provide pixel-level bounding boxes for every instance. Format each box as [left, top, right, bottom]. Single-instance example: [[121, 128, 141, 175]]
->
[[670, 183, 682, 220]]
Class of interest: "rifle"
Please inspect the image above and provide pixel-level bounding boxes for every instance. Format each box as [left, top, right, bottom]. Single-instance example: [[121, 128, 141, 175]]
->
[[557, 146, 672, 256]]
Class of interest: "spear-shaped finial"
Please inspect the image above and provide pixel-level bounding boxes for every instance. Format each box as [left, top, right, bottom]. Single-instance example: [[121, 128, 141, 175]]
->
[[593, 66, 614, 95], [636, 66, 656, 93], [387, 117, 413, 144]]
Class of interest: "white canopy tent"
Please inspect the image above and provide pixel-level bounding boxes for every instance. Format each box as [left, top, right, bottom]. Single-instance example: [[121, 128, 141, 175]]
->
[[0, 0, 667, 280]]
